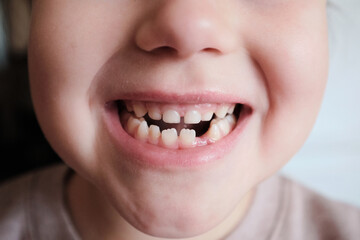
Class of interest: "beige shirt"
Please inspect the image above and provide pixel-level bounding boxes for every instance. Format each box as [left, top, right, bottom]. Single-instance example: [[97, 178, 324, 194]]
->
[[0, 165, 359, 240]]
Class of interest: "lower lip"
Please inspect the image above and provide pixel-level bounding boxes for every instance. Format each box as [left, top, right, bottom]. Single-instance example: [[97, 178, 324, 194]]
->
[[103, 102, 251, 168]]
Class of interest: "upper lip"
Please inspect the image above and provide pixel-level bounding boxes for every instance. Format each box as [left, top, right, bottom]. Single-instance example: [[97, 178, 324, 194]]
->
[[105, 90, 253, 108]]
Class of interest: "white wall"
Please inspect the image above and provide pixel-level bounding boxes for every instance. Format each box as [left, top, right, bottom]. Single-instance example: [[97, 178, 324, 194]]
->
[[282, 0, 360, 207]]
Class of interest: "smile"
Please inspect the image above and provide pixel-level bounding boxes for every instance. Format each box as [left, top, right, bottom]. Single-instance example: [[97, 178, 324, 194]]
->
[[118, 101, 241, 149], [103, 93, 252, 167]]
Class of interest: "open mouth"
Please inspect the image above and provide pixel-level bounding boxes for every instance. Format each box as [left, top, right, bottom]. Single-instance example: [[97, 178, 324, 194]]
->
[[116, 100, 249, 149]]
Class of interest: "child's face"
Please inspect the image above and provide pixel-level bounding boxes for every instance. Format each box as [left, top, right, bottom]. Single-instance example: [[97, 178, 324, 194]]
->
[[29, 0, 328, 238]]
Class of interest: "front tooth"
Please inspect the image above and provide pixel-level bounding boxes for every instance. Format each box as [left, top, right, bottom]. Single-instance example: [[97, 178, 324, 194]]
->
[[133, 102, 147, 117], [148, 106, 162, 120], [127, 116, 141, 135], [207, 124, 221, 141], [202, 111, 214, 121], [161, 128, 178, 146], [184, 110, 201, 124], [217, 119, 231, 135], [179, 129, 196, 147], [149, 125, 161, 144], [163, 110, 180, 123], [215, 105, 229, 118], [135, 120, 149, 141]]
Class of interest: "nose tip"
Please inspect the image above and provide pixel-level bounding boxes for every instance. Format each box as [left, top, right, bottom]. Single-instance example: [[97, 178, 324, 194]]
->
[[135, 1, 236, 58]]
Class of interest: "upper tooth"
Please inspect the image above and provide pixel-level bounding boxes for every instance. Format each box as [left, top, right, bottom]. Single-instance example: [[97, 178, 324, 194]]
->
[[149, 125, 161, 144], [163, 110, 180, 123], [148, 106, 162, 120], [201, 111, 214, 121], [126, 102, 133, 112], [136, 120, 149, 141], [184, 110, 201, 124], [161, 128, 178, 146], [133, 102, 147, 117], [179, 129, 196, 147], [215, 105, 229, 118], [227, 104, 235, 114]]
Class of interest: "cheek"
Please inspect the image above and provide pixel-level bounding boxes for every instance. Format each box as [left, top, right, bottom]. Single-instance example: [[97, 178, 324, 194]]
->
[[28, 1, 135, 174], [247, 3, 328, 168]]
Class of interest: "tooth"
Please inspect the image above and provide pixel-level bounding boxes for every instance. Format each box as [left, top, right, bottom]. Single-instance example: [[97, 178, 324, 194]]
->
[[179, 129, 196, 147], [184, 110, 201, 124], [207, 124, 221, 141], [201, 111, 214, 121], [163, 110, 180, 124], [217, 119, 231, 135], [161, 128, 178, 146], [148, 106, 162, 120], [126, 102, 133, 112], [215, 105, 229, 118], [227, 104, 236, 114], [127, 116, 141, 135], [149, 125, 161, 144], [226, 114, 236, 127], [133, 102, 147, 117], [135, 120, 149, 141]]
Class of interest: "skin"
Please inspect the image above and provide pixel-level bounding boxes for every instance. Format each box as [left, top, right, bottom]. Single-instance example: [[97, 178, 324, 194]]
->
[[28, 0, 328, 239]]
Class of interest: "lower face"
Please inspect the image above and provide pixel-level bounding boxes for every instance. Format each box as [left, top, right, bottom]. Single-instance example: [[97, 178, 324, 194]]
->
[[29, 0, 328, 238]]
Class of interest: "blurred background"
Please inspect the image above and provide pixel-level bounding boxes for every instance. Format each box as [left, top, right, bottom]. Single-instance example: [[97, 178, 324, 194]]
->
[[0, 0, 359, 207]]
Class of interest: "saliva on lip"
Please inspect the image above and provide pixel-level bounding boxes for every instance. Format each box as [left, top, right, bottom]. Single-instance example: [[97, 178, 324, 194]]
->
[[121, 101, 239, 149]]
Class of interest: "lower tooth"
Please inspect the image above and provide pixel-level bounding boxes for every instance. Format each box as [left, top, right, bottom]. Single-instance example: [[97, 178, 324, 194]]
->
[[207, 124, 221, 141], [127, 116, 141, 135], [226, 115, 236, 127], [217, 119, 231, 135], [136, 121, 149, 141], [149, 125, 161, 144], [179, 129, 196, 147], [162, 128, 178, 147]]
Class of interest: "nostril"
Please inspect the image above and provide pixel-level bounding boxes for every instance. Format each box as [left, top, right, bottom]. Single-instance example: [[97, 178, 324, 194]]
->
[[149, 46, 178, 56], [202, 47, 222, 55]]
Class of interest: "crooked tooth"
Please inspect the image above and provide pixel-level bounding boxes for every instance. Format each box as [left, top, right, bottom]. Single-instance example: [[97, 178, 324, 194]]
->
[[179, 129, 196, 147], [163, 110, 180, 124], [161, 128, 178, 147], [227, 104, 236, 114], [215, 105, 229, 118], [217, 119, 231, 135], [133, 102, 147, 117], [127, 116, 141, 135], [184, 110, 201, 124], [149, 125, 161, 144], [202, 111, 214, 121], [135, 120, 149, 141], [207, 123, 221, 141]]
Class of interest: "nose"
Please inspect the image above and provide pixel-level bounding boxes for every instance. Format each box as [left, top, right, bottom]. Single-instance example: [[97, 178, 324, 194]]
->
[[135, 0, 237, 58]]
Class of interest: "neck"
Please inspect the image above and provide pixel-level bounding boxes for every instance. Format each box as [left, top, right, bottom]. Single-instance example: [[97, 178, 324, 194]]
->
[[66, 173, 254, 240]]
